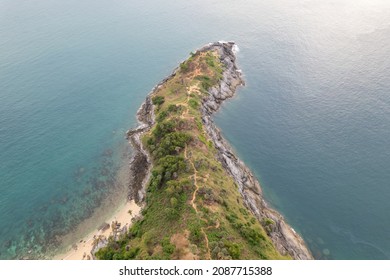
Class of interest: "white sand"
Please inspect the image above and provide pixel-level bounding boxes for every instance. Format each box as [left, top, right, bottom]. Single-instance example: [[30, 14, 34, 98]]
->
[[54, 200, 141, 260]]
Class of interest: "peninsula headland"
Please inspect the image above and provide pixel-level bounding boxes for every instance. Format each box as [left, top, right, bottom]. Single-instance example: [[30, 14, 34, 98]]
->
[[95, 42, 313, 260]]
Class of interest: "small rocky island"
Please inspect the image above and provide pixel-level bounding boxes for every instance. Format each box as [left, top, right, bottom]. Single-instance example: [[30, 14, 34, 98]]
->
[[97, 42, 313, 260]]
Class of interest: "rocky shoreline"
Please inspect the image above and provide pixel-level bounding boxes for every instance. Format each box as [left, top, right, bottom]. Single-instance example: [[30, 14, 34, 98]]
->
[[126, 95, 154, 204], [200, 42, 313, 260], [126, 41, 313, 260]]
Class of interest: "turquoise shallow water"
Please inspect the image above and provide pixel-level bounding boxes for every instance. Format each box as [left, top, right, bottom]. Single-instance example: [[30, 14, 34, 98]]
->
[[1, 0, 390, 259]]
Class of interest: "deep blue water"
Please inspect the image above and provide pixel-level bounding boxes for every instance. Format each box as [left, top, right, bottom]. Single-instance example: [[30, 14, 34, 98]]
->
[[1, 0, 390, 259]]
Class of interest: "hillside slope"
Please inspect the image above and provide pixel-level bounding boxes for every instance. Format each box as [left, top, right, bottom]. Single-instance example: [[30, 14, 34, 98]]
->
[[96, 42, 312, 260]]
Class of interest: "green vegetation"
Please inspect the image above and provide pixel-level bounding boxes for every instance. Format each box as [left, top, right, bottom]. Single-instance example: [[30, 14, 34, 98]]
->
[[180, 62, 189, 72], [188, 98, 199, 109], [152, 96, 165, 106], [97, 49, 289, 260], [195, 75, 213, 91]]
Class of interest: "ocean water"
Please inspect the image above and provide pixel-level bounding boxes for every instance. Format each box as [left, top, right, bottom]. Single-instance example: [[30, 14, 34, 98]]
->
[[1, 0, 390, 259]]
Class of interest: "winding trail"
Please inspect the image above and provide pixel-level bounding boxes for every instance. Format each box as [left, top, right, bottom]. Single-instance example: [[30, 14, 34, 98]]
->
[[178, 53, 225, 259], [177, 84, 200, 120], [182, 83, 219, 259], [184, 144, 211, 259]]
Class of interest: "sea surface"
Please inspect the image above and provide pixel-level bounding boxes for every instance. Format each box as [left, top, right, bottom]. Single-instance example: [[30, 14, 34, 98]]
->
[[1, 0, 390, 259]]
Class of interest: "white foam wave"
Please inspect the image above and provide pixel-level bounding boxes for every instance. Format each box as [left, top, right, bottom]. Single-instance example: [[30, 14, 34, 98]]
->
[[232, 44, 240, 54]]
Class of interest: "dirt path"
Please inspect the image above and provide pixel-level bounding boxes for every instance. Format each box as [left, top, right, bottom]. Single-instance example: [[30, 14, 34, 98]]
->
[[184, 145, 210, 258], [184, 143, 221, 259], [181, 84, 220, 260], [177, 84, 200, 120]]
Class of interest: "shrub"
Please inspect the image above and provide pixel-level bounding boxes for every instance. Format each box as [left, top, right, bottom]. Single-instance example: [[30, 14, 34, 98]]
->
[[205, 55, 215, 67], [195, 75, 213, 91], [159, 155, 186, 175], [225, 242, 241, 259], [189, 223, 203, 244], [167, 104, 181, 113], [149, 169, 163, 190], [261, 218, 275, 234], [170, 197, 178, 207], [155, 132, 192, 157], [198, 134, 207, 145], [195, 119, 203, 130], [239, 208, 249, 216], [180, 62, 189, 72], [165, 207, 179, 220], [156, 110, 168, 122], [152, 120, 176, 139], [188, 98, 199, 109], [239, 226, 266, 246], [152, 96, 165, 106], [162, 237, 175, 256], [123, 247, 139, 259], [129, 220, 143, 238]]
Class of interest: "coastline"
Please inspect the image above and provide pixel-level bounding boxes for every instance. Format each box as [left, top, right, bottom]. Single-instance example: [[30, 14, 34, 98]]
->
[[57, 41, 312, 260], [54, 200, 141, 260], [199, 42, 313, 259], [122, 41, 312, 259], [52, 64, 157, 260]]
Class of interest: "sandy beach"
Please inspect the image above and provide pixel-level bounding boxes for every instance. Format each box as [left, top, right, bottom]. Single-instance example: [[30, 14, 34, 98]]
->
[[54, 200, 141, 260]]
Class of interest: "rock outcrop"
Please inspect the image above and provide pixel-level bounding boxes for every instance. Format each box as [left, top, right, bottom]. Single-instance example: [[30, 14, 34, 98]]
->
[[126, 93, 154, 203]]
